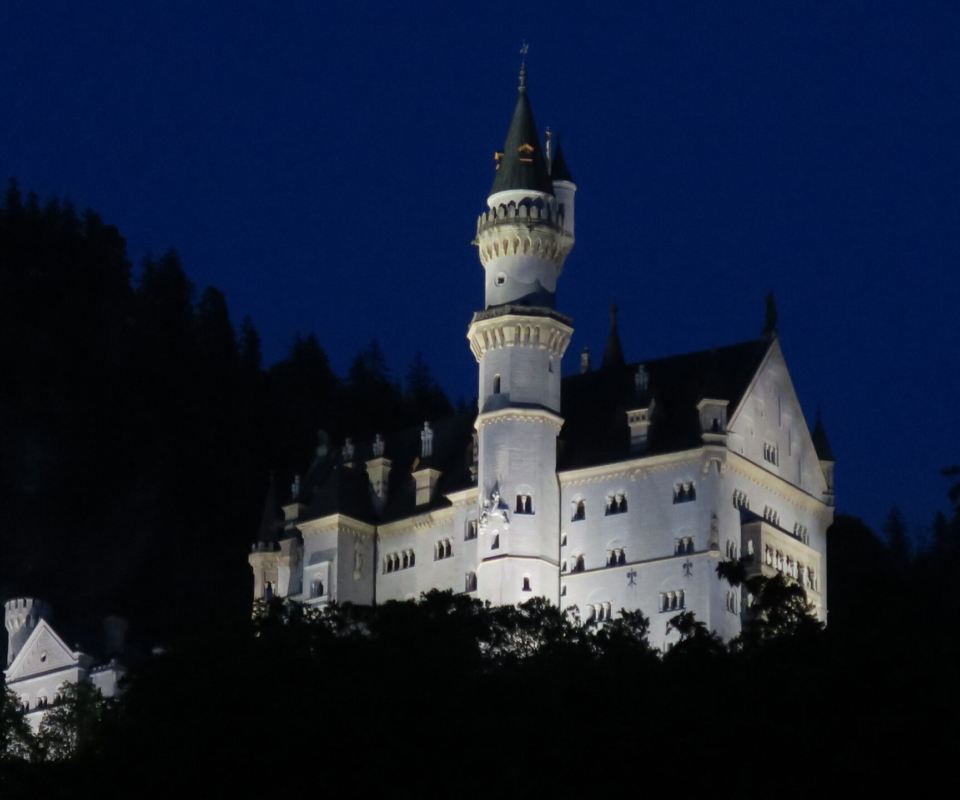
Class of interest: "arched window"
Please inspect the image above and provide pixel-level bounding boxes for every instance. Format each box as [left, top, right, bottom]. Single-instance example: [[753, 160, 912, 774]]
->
[[465, 572, 477, 592], [444, 540, 452, 558], [312, 579, 324, 598], [522, 576, 532, 592], [516, 494, 533, 514], [572, 500, 585, 522], [617, 550, 626, 566], [409, 550, 416, 567], [492, 534, 500, 550], [402, 553, 409, 569], [493, 375, 501, 394], [264, 581, 274, 600], [618, 494, 628, 513], [575, 554, 585, 572]]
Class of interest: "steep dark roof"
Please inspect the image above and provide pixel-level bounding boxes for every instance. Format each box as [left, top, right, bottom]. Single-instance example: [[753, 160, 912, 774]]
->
[[811, 413, 835, 461], [550, 138, 574, 183], [287, 339, 773, 522], [256, 472, 283, 544], [559, 339, 772, 470], [490, 68, 554, 196], [287, 413, 477, 527]]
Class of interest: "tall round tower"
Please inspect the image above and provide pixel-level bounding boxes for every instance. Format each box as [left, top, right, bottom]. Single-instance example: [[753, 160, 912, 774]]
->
[[468, 67, 576, 606], [5, 598, 50, 666]]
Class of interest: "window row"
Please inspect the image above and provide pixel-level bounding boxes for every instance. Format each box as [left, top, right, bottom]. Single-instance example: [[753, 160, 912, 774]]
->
[[725, 590, 739, 614], [673, 483, 696, 504], [674, 537, 694, 555], [763, 506, 780, 526], [515, 494, 534, 515], [732, 489, 750, 511], [434, 539, 453, 560], [724, 540, 739, 560], [764, 442, 779, 466], [763, 546, 817, 590], [793, 523, 809, 545], [606, 549, 627, 566], [659, 590, 685, 613], [586, 602, 612, 623], [605, 493, 628, 515], [563, 554, 586, 573], [384, 550, 416, 573], [309, 578, 326, 599]]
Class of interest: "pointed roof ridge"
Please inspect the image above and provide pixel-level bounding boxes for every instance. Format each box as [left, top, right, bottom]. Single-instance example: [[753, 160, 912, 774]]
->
[[490, 68, 554, 196], [550, 135, 574, 182], [601, 303, 625, 370], [812, 409, 835, 461]]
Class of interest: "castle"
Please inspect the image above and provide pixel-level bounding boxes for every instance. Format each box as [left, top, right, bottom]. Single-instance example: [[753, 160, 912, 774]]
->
[[249, 66, 835, 648], [3, 599, 126, 729]]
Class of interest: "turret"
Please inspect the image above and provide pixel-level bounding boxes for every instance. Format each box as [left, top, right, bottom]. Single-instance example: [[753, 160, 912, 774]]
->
[[475, 65, 575, 310], [468, 65, 575, 606], [5, 598, 50, 666]]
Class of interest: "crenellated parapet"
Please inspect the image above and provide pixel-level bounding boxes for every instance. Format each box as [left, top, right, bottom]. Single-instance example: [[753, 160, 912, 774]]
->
[[476, 197, 573, 269], [467, 308, 574, 362]]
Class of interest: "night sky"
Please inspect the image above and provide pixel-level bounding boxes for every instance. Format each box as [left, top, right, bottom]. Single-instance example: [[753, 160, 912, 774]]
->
[[3, 2, 958, 538]]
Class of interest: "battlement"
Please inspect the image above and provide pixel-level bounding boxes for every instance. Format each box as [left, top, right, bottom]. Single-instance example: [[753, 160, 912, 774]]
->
[[250, 541, 281, 554], [477, 198, 565, 235], [4, 598, 49, 632]]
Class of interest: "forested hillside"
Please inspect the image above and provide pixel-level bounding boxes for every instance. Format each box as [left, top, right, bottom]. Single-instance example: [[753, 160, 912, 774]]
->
[[0, 182, 454, 643]]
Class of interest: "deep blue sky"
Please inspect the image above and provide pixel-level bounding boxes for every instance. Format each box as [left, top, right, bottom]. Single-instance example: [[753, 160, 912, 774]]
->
[[3, 1, 958, 538]]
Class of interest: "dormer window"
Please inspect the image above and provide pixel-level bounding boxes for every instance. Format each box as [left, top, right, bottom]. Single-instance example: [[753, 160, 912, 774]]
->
[[518, 143, 535, 162], [495, 273, 506, 286]]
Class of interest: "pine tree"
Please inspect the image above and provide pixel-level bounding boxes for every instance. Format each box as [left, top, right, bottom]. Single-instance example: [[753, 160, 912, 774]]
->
[[239, 316, 262, 372], [883, 506, 911, 564]]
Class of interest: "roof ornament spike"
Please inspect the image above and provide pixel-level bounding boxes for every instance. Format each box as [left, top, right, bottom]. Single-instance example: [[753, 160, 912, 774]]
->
[[519, 41, 529, 91], [762, 291, 779, 341]]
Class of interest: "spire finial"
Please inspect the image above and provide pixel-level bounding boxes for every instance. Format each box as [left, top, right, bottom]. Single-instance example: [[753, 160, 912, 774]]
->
[[762, 291, 778, 340], [602, 302, 625, 370], [519, 41, 529, 90]]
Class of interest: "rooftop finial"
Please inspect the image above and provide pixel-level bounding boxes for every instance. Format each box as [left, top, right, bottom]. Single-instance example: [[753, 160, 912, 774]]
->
[[519, 42, 529, 90], [762, 291, 779, 341]]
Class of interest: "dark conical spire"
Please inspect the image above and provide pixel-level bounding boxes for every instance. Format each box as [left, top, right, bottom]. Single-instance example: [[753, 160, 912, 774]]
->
[[550, 136, 574, 182], [602, 303, 625, 370], [257, 471, 283, 544], [490, 67, 554, 196], [812, 409, 835, 461]]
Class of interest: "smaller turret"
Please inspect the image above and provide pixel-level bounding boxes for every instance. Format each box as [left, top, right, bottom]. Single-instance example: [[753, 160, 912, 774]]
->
[[5, 598, 50, 666]]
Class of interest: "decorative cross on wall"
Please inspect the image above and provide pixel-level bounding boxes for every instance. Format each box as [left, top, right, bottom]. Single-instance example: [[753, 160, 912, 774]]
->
[[682, 560, 693, 578], [627, 569, 637, 586]]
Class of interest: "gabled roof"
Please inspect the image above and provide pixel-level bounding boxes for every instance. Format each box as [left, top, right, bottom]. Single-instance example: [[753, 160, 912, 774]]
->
[[490, 68, 554, 197], [5, 619, 81, 683]]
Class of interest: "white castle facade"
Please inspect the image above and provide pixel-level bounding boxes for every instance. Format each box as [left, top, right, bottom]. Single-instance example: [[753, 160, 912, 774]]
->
[[249, 68, 835, 649], [3, 599, 125, 729]]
